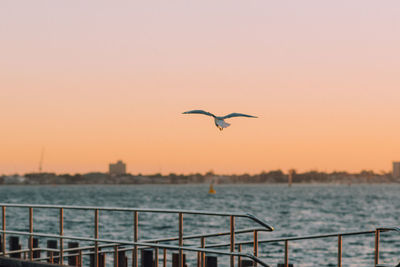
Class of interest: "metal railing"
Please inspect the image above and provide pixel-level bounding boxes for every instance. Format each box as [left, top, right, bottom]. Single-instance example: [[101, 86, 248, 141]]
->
[[206, 227, 400, 267], [0, 203, 274, 267], [1, 203, 399, 267]]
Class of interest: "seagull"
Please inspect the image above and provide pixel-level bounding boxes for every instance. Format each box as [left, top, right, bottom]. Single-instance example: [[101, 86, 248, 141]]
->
[[182, 110, 257, 131]]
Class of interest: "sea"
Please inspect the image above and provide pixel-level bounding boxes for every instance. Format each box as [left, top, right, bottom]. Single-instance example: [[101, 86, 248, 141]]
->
[[0, 184, 399, 267]]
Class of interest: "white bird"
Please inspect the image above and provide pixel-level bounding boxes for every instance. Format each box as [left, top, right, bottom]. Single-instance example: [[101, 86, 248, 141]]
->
[[182, 110, 257, 131]]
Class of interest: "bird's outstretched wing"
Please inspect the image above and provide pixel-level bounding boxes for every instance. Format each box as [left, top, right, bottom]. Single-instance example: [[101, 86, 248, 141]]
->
[[182, 110, 216, 118], [222, 113, 258, 119]]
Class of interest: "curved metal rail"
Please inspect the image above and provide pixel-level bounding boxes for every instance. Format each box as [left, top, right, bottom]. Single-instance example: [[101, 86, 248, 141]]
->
[[0, 203, 274, 230], [0, 203, 274, 267]]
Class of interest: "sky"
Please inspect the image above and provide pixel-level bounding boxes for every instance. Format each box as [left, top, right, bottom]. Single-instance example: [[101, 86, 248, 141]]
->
[[1, 1, 400, 175]]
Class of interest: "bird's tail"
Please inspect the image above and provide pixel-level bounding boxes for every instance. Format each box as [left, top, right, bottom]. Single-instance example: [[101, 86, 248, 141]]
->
[[219, 120, 231, 128]]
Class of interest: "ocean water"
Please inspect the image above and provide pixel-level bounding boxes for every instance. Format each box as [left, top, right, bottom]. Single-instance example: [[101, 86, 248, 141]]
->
[[0, 184, 399, 267]]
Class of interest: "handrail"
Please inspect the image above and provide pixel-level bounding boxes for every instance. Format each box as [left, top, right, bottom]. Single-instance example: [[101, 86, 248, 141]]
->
[[0, 203, 274, 231], [0, 229, 271, 267], [0, 227, 267, 252], [143, 227, 270, 243], [205, 228, 400, 248], [377, 227, 400, 232]]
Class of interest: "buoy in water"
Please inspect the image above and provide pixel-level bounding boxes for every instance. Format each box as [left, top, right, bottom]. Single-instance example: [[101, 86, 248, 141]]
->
[[208, 183, 216, 194]]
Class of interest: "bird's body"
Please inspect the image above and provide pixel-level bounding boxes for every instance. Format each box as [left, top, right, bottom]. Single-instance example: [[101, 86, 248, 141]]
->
[[183, 110, 257, 130], [214, 118, 231, 130]]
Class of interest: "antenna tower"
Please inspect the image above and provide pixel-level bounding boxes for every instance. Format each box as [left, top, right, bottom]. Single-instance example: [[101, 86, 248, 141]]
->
[[39, 147, 45, 173]]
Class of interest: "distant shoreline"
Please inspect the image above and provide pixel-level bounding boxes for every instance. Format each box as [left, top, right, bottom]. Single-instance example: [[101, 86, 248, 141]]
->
[[1, 170, 397, 185]]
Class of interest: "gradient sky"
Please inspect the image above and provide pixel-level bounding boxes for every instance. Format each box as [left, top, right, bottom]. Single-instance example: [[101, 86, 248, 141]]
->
[[1, 1, 400, 175]]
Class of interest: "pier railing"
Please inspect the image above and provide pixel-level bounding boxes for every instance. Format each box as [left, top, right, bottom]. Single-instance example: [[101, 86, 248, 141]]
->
[[206, 227, 400, 267], [0, 203, 274, 267], [1, 203, 399, 267]]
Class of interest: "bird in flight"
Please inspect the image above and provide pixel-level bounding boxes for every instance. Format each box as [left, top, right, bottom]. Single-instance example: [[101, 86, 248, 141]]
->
[[182, 110, 257, 131]]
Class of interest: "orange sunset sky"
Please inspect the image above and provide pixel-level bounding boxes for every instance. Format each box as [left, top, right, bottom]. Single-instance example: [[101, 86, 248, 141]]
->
[[1, 1, 400, 175]]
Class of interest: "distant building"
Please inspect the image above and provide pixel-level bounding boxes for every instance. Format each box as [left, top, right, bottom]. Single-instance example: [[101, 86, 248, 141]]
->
[[393, 162, 400, 179], [109, 160, 126, 176]]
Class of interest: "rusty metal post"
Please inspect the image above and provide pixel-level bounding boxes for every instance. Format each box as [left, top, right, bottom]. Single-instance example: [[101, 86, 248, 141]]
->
[[201, 237, 205, 267], [142, 249, 154, 267], [119, 251, 127, 267], [253, 230, 258, 267], [163, 248, 167, 267], [94, 209, 99, 267], [230, 216, 235, 267], [284, 240, 288, 267], [47, 240, 59, 263], [79, 249, 83, 267], [374, 229, 380, 267], [1, 206, 5, 256], [100, 252, 106, 267], [60, 208, 64, 265], [9, 236, 21, 258], [67, 242, 79, 266], [32, 238, 40, 259], [338, 235, 342, 267], [114, 245, 119, 267], [29, 207, 33, 261], [179, 212, 183, 267], [197, 237, 204, 267], [155, 242, 159, 267], [173, 253, 186, 267], [133, 211, 138, 267]]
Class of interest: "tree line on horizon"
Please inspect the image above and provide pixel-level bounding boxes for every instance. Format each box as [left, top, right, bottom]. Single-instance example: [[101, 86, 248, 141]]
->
[[0, 169, 396, 185]]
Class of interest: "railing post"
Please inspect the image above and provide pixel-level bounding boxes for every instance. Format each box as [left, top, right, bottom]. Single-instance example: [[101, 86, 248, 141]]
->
[[29, 207, 33, 261], [32, 238, 40, 259], [374, 229, 380, 267], [2, 206, 5, 256], [284, 240, 289, 267], [163, 248, 167, 267], [79, 249, 83, 267], [230, 216, 235, 267], [201, 237, 205, 267], [10, 236, 21, 258], [68, 242, 79, 266], [338, 235, 342, 267], [47, 240, 58, 263], [179, 212, 183, 267], [133, 211, 138, 267], [95, 209, 99, 267], [142, 249, 154, 267], [155, 242, 159, 267], [60, 208, 64, 265], [173, 253, 186, 267], [253, 230, 258, 267], [114, 245, 119, 267]]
